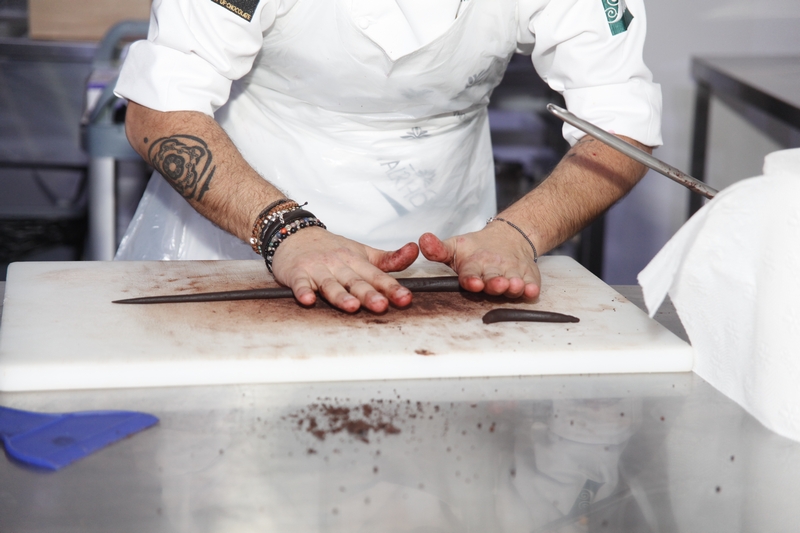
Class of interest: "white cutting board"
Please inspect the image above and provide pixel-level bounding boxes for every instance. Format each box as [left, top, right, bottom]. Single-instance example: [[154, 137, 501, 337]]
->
[[0, 257, 692, 391]]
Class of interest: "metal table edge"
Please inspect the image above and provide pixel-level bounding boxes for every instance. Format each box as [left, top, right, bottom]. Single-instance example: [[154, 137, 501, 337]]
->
[[690, 55, 800, 130]]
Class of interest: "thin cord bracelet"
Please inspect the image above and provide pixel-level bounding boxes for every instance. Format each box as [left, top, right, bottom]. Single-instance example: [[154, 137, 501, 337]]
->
[[486, 216, 538, 263]]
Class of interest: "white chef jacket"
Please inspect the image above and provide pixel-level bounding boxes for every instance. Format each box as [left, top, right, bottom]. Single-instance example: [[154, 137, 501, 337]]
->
[[114, 0, 662, 260]]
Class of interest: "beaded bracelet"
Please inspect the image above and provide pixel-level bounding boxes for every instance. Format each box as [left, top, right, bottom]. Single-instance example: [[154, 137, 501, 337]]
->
[[249, 199, 301, 254], [263, 215, 327, 273], [256, 207, 312, 256], [486, 216, 538, 263]]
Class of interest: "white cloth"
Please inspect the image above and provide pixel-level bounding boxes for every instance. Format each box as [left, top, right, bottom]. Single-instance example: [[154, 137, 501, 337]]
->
[[638, 148, 800, 443], [114, 0, 662, 260]]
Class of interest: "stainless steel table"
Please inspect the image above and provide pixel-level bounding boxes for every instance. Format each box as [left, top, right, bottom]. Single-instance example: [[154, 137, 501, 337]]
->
[[2, 282, 799, 532], [689, 56, 800, 215]]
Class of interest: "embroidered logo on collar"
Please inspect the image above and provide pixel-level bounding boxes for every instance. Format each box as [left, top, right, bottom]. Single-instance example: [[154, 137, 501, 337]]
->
[[602, 0, 633, 35], [210, 0, 259, 21]]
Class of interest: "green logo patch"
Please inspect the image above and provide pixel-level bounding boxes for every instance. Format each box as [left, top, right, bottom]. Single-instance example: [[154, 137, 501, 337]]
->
[[602, 0, 633, 35]]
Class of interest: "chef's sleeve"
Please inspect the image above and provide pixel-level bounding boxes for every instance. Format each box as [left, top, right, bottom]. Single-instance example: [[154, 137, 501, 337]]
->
[[517, 0, 662, 147], [115, 0, 285, 116]]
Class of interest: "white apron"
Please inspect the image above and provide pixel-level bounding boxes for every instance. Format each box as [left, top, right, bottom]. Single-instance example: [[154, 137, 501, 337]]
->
[[116, 0, 519, 260]]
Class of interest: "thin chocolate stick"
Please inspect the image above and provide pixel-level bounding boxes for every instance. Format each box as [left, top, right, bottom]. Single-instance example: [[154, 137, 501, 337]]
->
[[113, 276, 463, 304]]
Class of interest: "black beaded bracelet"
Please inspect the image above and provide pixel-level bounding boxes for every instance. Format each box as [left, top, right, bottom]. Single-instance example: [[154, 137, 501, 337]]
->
[[262, 216, 327, 273], [259, 208, 314, 250], [260, 208, 326, 273], [486, 216, 538, 263]]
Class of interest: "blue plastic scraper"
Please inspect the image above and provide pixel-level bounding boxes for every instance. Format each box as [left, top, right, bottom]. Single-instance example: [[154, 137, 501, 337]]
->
[[0, 406, 158, 470]]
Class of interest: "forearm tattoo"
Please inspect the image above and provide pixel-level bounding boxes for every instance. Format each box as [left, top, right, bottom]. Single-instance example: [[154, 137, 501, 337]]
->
[[147, 135, 215, 201]]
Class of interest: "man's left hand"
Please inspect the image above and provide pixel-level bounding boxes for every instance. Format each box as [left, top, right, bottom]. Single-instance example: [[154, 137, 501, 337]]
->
[[418, 224, 540, 300]]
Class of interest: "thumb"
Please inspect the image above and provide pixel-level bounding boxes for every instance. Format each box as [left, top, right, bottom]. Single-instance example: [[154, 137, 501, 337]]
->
[[419, 232, 456, 265], [370, 242, 420, 272]]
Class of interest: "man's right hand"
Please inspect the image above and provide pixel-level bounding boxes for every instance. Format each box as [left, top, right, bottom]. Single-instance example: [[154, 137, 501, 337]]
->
[[271, 227, 420, 313]]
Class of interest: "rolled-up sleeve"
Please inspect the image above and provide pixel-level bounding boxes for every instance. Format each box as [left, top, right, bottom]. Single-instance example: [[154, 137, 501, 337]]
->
[[519, 0, 662, 147], [115, 0, 280, 116]]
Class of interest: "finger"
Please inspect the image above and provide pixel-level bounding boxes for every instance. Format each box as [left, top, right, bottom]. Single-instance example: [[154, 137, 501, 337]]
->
[[522, 267, 541, 299], [358, 244, 415, 307], [341, 276, 390, 313], [523, 282, 540, 299], [309, 266, 361, 313], [483, 274, 512, 296], [485, 268, 527, 298], [344, 257, 413, 309], [287, 272, 318, 306], [418, 233, 455, 264], [370, 242, 419, 272], [363, 270, 413, 308], [504, 275, 528, 298], [454, 254, 489, 293]]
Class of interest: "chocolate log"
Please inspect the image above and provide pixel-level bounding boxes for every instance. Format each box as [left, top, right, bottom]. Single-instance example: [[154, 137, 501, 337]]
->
[[482, 308, 580, 324]]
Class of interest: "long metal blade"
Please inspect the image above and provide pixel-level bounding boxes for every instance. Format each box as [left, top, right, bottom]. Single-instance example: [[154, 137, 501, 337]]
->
[[547, 103, 718, 199], [112, 276, 463, 304]]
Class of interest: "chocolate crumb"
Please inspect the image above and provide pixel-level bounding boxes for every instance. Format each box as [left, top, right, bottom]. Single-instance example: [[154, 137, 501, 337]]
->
[[289, 400, 401, 443]]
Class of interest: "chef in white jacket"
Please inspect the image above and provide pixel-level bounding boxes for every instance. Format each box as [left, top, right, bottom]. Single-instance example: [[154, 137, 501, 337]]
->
[[115, 0, 662, 313]]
